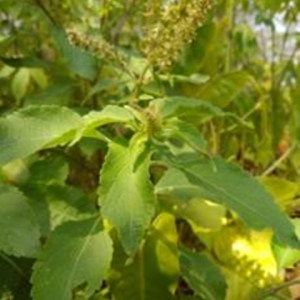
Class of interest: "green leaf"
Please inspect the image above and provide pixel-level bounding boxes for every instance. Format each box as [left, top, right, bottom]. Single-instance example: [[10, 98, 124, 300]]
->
[[0, 105, 81, 166], [259, 177, 299, 205], [22, 183, 97, 237], [0, 184, 40, 257], [73, 105, 134, 143], [196, 71, 252, 108], [174, 198, 226, 231], [272, 219, 300, 269], [153, 96, 225, 119], [0, 65, 15, 79], [179, 248, 227, 300], [159, 73, 210, 85], [98, 135, 155, 254], [223, 270, 258, 300], [46, 185, 97, 230], [109, 213, 179, 300], [28, 155, 69, 184], [163, 119, 207, 153], [155, 155, 300, 248], [30, 68, 48, 88], [83, 79, 125, 103], [11, 68, 30, 101], [52, 27, 97, 81], [1, 57, 51, 69], [31, 217, 113, 300]]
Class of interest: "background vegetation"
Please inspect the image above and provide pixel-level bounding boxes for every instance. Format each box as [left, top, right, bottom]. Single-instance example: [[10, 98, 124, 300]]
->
[[1, 0, 300, 299]]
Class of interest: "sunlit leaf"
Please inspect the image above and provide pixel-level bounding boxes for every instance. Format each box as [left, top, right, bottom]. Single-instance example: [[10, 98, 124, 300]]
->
[[272, 219, 300, 269], [0, 105, 81, 166], [109, 213, 179, 300], [98, 135, 155, 253], [11, 68, 30, 101], [156, 155, 300, 248]]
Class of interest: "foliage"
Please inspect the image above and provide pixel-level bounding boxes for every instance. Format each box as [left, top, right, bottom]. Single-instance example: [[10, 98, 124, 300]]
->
[[1, 0, 300, 300]]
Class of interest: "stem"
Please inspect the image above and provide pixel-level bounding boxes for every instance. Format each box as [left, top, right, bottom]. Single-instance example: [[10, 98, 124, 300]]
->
[[133, 64, 150, 100], [110, 0, 137, 44], [261, 143, 297, 176], [34, 0, 57, 26], [225, 0, 235, 72], [253, 279, 300, 300]]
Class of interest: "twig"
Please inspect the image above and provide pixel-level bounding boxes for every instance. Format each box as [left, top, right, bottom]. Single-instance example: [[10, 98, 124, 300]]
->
[[261, 143, 297, 176], [252, 279, 300, 300], [34, 0, 57, 26]]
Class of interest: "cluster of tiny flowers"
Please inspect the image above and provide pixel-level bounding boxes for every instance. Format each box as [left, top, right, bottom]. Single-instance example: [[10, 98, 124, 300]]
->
[[143, 0, 212, 71], [66, 28, 126, 67]]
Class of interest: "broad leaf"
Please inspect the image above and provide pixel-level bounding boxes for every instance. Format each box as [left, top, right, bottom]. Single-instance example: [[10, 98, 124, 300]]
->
[[109, 213, 179, 300], [52, 27, 97, 81], [31, 217, 113, 300], [98, 135, 155, 253], [0, 105, 81, 166], [180, 248, 227, 300], [73, 105, 134, 143], [162, 119, 207, 153], [22, 183, 97, 237], [0, 185, 40, 257], [46, 185, 97, 230], [153, 96, 224, 119], [156, 155, 300, 248]]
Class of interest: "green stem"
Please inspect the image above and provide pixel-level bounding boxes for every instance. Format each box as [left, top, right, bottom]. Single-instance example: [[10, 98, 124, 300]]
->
[[225, 0, 234, 72], [253, 279, 300, 300], [261, 143, 298, 176]]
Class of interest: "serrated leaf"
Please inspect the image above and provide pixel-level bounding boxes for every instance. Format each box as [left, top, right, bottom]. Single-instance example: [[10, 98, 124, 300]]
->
[[11, 68, 30, 101], [0, 105, 81, 166], [155, 155, 300, 248], [153, 96, 225, 119], [46, 185, 97, 230], [73, 105, 134, 143], [179, 248, 227, 300], [0, 185, 40, 257], [22, 183, 97, 237], [31, 217, 113, 300], [272, 219, 300, 269], [98, 135, 155, 254], [109, 213, 179, 300]]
